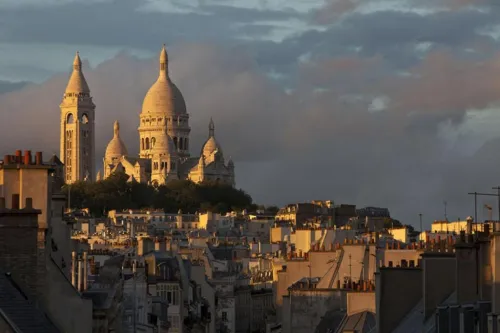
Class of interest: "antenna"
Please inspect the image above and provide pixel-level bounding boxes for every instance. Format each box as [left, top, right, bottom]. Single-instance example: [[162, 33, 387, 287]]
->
[[444, 200, 448, 221]]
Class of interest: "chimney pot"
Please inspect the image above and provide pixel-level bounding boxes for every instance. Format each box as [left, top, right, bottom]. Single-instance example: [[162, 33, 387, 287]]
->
[[25, 198, 33, 209], [23, 150, 31, 165], [15, 150, 22, 163], [35, 152, 43, 165], [11, 194, 20, 209]]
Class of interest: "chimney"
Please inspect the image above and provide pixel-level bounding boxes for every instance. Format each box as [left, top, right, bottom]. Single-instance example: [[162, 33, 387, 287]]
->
[[466, 216, 473, 235], [11, 194, 20, 209], [77, 260, 83, 292], [3, 155, 10, 165], [35, 152, 43, 165], [83, 252, 88, 291], [23, 150, 31, 165], [15, 150, 22, 163], [71, 251, 77, 288], [25, 198, 33, 209]]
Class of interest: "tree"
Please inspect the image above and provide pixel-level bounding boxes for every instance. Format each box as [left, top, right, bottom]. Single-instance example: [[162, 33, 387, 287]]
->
[[265, 205, 280, 215], [61, 175, 253, 217]]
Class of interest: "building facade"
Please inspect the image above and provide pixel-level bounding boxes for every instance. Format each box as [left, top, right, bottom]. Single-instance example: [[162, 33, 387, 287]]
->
[[60, 52, 96, 184], [102, 45, 235, 186]]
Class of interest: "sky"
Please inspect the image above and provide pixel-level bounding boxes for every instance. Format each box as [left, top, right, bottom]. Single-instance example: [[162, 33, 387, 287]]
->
[[1, 0, 500, 226]]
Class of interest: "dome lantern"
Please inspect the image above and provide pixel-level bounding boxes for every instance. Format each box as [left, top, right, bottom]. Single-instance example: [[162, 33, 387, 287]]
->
[[140, 45, 187, 116], [105, 120, 128, 159]]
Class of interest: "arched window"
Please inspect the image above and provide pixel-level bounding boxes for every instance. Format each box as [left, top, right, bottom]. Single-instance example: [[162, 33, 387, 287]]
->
[[66, 113, 74, 124], [179, 138, 183, 150], [141, 138, 145, 150], [145, 138, 150, 150], [151, 137, 156, 148], [81, 114, 89, 124], [173, 137, 178, 150]]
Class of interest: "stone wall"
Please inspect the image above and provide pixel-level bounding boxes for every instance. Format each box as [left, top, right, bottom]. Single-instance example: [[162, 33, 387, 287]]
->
[[376, 267, 422, 333], [285, 289, 346, 333], [347, 292, 375, 315]]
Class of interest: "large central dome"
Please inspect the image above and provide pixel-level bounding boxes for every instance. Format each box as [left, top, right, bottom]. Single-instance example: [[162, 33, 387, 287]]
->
[[142, 45, 187, 115]]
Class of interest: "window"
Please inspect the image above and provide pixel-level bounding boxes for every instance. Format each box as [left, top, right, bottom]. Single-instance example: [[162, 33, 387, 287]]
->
[[159, 284, 179, 305], [66, 113, 74, 124], [146, 138, 150, 150], [151, 137, 156, 147], [168, 315, 180, 330], [222, 311, 228, 322], [388, 261, 393, 267], [81, 114, 89, 124]]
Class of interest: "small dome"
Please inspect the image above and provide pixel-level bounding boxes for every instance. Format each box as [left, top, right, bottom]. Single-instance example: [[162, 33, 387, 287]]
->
[[152, 131, 176, 155], [202, 136, 222, 159], [105, 121, 128, 159], [141, 45, 187, 115], [65, 52, 90, 94], [201, 118, 222, 159]]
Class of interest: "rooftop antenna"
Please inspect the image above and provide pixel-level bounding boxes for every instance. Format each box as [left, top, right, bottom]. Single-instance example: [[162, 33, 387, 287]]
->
[[443, 200, 448, 221]]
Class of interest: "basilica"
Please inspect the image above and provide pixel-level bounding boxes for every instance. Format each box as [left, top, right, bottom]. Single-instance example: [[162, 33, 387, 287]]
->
[[60, 45, 235, 186]]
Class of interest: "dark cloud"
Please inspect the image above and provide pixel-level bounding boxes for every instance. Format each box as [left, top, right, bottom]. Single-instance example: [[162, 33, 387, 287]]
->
[[0, 80, 29, 95], [0, 0, 302, 49], [314, 0, 494, 24]]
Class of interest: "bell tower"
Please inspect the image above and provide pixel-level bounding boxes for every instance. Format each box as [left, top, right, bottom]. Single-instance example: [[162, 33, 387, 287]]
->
[[60, 52, 96, 183]]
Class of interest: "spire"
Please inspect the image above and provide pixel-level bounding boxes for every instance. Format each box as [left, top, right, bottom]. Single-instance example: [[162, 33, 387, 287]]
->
[[64, 51, 90, 94], [73, 51, 82, 71], [209, 118, 215, 137], [159, 44, 168, 76], [113, 121, 120, 138]]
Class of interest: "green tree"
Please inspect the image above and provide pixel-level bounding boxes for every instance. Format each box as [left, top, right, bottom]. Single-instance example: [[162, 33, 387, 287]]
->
[[61, 175, 253, 217]]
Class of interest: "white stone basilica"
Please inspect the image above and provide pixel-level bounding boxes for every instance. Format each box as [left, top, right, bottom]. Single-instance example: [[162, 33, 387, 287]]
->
[[60, 45, 235, 186]]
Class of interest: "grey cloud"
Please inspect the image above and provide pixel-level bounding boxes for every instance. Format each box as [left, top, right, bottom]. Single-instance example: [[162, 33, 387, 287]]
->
[[0, 80, 29, 95], [2, 43, 500, 227], [0, 0, 302, 49]]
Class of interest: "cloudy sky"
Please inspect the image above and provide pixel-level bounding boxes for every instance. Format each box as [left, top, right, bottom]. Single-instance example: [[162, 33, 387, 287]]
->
[[1, 0, 500, 226]]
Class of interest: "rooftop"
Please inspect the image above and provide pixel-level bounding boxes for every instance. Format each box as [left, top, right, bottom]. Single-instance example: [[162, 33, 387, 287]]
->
[[0, 271, 60, 333]]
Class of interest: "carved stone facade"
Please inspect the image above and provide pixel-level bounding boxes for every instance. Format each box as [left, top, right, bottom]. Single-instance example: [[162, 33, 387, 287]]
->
[[60, 52, 96, 184], [101, 45, 235, 186]]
